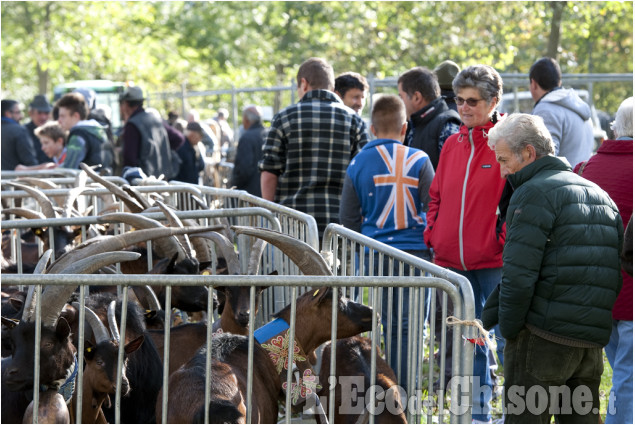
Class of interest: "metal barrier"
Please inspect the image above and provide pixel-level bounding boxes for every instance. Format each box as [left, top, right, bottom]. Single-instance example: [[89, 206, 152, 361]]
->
[[323, 224, 476, 424], [2, 180, 477, 423], [3, 273, 473, 424]]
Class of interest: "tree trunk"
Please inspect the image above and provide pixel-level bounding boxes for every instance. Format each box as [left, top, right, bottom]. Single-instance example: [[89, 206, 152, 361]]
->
[[547, 2, 566, 59], [37, 63, 49, 96]]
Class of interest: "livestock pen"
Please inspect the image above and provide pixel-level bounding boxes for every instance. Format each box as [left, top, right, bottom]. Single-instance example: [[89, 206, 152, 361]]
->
[[1, 172, 478, 424]]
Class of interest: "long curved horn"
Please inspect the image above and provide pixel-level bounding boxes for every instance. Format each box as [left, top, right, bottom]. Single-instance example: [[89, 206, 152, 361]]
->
[[5, 182, 56, 219], [247, 239, 267, 275], [63, 186, 92, 218], [191, 231, 240, 275], [58, 251, 142, 274], [232, 226, 332, 276], [79, 163, 144, 213], [131, 285, 162, 312], [98, 212, 186, 261], [20, 285, 37, 323], [15, 177, 59, 191], [190, 194, 209, 210], [107, 301, 120, 343], [21, 250, 53, 322], [47, 225, 219, 275], [121, 184, 152, 210], [2, 207, 47, 221], [154, 200, 195, 258], [73, 303, 111, 344]]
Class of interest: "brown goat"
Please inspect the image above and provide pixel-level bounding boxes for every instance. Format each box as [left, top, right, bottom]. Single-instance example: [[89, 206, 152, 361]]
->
[[318, 336, 408, 424], [147, 322, 208, 376], [159, 285, 375, 423]]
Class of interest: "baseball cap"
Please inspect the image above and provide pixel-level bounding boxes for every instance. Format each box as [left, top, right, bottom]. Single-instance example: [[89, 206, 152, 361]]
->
[[119, 86, 145, 102]]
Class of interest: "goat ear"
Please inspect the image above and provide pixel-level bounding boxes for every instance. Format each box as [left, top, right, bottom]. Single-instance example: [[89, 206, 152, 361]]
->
[[55, 317, 71, 339], [124, 335, 145, 354], [313, 287, 332, 305], [8, 297, 24, 312], [166, 253, 179, 273], [84, 341, 95, 360], [1, 316, 18, 329]]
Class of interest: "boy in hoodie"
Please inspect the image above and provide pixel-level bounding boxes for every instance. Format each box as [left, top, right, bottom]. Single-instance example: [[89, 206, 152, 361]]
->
[[55, 92, 109, 171], [529, 57, 594, 167]]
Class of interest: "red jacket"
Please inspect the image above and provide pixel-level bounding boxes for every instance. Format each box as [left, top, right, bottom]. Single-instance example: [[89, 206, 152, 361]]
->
[[574, 138, 633, 320], [424, 118, 507, 270]]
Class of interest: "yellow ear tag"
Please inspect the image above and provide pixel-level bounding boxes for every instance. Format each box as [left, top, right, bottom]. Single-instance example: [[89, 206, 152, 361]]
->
[[202, 270, 211, 275], [86, 347, 92, 353], [313, 289, 320, 297]]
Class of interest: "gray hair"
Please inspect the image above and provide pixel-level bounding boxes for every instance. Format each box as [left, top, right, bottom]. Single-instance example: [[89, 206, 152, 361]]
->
[[452, 64, 503, 108], [242, 105, 262, 125], [487, 113, 555, 159], [610, 97, 633, 138]]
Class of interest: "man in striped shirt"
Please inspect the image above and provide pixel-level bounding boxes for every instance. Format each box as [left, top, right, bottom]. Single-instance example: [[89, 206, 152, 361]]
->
[[260, 57, 370, 240]]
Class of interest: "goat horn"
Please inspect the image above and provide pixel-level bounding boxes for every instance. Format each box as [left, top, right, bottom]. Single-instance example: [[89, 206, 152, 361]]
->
[[79, 163, 144, 213], [232, 226, 332, 276], [190, 194, 209, 210], [73, 168, 88, 189], [15, 177, 59, 191], [192, 231, 240, 275], [2, 207, 47, 221], [154, 200, 195, 258], [21, 250, 53, 322], [47, 225, 219, 275], [99, 265, 120, 274], [98, 212, 186, 261], [73, 303, 110, 345], [5, 182, 56, 219], [58, 251, 142, 274], [247, 239, 267, 275], [107, 301, 120, 343], [63, 186, 92, 218], [121, 184, 152, 210], [131, 285, 162, 312], [20, 285, 37, 323]]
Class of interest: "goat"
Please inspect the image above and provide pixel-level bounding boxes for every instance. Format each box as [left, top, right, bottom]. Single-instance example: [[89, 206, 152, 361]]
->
[[158, 227, 377, 424], [147, 321, 208, 376], [69, 302, 144, 424], [317, 336, 407, 424]]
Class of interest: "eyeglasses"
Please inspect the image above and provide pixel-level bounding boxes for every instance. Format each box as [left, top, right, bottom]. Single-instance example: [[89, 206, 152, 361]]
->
[[454, 97, 486, 107]]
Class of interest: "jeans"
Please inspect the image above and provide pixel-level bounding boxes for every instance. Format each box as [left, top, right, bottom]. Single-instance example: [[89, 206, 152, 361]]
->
[[604, 320, 633, 424], [450, 267, 501, 422], [503, 328, 603, 424], [364, 249, 431, 393]]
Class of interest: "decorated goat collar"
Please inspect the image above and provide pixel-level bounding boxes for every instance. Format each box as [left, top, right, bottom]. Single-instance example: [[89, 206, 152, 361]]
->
[[40, 354, 78, 404], [254, 318, 327, 422]]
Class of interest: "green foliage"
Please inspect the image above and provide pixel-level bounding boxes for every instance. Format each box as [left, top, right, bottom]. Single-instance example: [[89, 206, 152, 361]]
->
[[2, 1, 631, 114]]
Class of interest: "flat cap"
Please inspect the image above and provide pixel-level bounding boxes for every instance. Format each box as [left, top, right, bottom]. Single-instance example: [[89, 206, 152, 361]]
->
[[434, 60, 461, 91]]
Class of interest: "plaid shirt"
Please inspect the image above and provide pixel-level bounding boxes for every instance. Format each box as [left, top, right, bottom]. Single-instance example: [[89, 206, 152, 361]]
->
[[260, 89, 370, 237]]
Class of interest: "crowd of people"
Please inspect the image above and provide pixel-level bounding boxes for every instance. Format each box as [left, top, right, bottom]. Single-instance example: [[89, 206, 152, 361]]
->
[[1, 56, 631, 424]]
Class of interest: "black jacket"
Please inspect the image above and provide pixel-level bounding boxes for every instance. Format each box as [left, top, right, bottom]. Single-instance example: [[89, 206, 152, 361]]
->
[[231, 123, 266, 196], [406, 97, 461, 170], [1, 119, 37, 170]]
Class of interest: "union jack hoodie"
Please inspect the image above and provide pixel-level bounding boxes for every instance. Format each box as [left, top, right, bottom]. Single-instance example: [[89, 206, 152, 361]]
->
[[340, 138, 434, 250]]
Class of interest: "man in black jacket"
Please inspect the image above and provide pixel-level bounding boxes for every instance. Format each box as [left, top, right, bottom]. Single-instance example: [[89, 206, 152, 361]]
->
[[231, 105, 266, 196], [1, 99, 38, 170], [483, 113, 623, 424], [25, 94, 53, 164], [397, 67, 461, 170], [119, 86, 176, 180]]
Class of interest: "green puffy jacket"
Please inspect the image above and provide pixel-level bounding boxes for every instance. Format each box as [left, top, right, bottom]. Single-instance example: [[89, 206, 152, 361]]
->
[[496, 155, 623, 346]]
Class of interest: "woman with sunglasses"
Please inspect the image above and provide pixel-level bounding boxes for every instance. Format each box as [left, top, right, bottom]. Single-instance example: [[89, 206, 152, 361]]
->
[[423, 64, 506, 424]]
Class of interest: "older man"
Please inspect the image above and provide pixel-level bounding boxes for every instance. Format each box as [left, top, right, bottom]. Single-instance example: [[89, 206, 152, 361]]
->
[[25, 95, 53, 163], [483, 113, 623, 424], [231, 105, 266, 196], [119, 86, 176, 180], [1, 99, 38, 170]]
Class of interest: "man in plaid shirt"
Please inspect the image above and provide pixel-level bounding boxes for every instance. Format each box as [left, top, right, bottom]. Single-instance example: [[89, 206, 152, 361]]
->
[[260, 57, 370, 240]]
